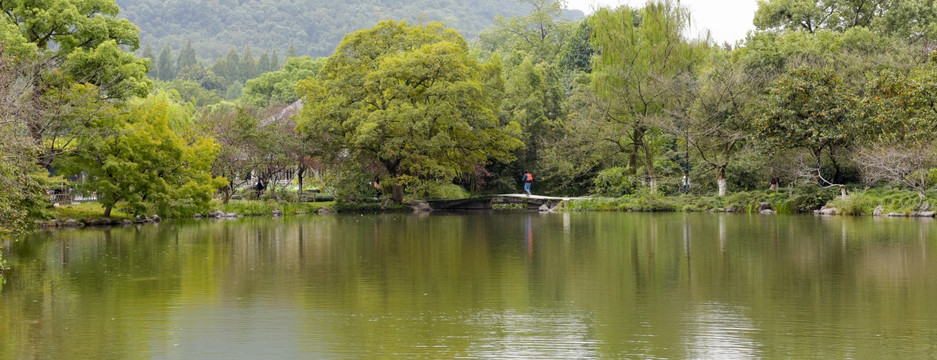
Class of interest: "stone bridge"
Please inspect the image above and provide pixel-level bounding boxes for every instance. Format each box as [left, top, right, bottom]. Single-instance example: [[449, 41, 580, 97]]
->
[[422, 194, 582, 211]]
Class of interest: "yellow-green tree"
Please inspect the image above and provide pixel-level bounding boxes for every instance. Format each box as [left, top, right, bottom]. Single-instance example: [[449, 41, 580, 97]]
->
[[296, 21, 522, 202], [57, 94, 225, 217], [591, 1, 706, 193]]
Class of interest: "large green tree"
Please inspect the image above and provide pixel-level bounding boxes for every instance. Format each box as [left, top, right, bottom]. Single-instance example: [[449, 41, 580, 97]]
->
[[754, 0, 937, 42], [296, 21, 522, 202], [755, 67, 859, 185], [57, 94, 225, 217], [0, 0, 150, 98], [591, 1, 706, 193]]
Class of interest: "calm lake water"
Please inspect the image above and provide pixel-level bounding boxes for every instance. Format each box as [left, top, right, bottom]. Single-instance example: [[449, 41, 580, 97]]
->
[[2, 212, 937, 359]]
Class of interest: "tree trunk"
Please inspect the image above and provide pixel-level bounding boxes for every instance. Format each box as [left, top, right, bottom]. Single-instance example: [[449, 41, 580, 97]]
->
[[642, 138, 657, 194], [297, 165, 306, 199], [223, 179, 234, 204], [829, 146, 841, 184], [717, 166, 727, 197], [392, 185, 403, 203], [813, 148, 824, 185], [103, 205, 112, 218], [627, 127, 644, 175]]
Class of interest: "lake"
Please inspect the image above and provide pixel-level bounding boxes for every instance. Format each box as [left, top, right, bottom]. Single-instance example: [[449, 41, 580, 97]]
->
[[2, 212, 937, 359]]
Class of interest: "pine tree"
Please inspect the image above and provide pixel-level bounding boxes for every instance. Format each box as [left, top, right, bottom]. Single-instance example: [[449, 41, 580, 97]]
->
[[157, 45, 176, 81], [142, 44, 157, 79], [287, 45, 297, 59], [240, 45, 257, 82], [271, 50, 281, 70], [258, 52, 272, 74], [177, 40, 199, 72]]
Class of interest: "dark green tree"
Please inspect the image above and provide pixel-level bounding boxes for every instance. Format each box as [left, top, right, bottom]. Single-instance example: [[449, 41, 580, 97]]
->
[[755, 67, 859, 184], [157, 45, 176, 80], [240, 46, 257, 82], [176, 40, 199, 72], [142, 44, 157, 78]]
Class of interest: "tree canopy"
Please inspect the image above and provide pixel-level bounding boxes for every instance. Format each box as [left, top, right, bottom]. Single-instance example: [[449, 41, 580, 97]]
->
[[296, 20, 522, 201]]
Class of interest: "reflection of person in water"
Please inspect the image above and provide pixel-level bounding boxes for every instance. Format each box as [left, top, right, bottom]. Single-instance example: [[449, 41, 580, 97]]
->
[[526, 216, 533, 261]]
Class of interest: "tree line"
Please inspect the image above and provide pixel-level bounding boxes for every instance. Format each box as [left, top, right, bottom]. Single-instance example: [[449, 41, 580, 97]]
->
[[114, 0, 578, 60], [3, 0, 937, 238]]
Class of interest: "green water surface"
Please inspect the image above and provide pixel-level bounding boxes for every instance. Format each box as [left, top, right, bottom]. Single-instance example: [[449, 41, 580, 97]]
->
[[2, 212, 936, 359]]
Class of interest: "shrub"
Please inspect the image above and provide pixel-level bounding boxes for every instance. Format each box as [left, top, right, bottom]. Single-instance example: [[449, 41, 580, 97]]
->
[[591, 167, 636, 197], [790, 185, 838, 213], [423, 183, 470, 199]]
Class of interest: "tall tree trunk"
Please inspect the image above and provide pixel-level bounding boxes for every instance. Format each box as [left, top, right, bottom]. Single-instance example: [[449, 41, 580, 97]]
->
[[297, 165, 306, 200], [628, 128, 643, 175], [828, 145, 841, 183], [717, 166, 727, 197], [642, 139, 657, 194], [103, 205, 112, 218], [223, 179, 234, 204], [392, 185, 403, 203]]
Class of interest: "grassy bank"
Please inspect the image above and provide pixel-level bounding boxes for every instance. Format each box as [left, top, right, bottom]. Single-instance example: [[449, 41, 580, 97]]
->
[[50, 203, 133, 222], [825, 188, 937, 215], [218, 200, 336, 216], [47, 187, 935, 221], [566, 186, 840, 214]]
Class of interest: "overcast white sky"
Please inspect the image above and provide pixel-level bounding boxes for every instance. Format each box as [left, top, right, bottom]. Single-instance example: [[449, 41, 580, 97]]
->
[[565, 0, 759, 44]]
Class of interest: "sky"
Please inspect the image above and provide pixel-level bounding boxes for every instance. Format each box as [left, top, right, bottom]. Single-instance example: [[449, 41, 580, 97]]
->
[[565, 0, 760, 45]]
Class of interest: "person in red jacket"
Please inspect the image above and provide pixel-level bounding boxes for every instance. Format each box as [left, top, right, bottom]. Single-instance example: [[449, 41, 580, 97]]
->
[[522, 171, 533, 196]]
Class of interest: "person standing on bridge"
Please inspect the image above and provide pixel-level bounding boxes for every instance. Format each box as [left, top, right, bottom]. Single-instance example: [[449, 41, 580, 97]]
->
[[522, 171, 533, 196]]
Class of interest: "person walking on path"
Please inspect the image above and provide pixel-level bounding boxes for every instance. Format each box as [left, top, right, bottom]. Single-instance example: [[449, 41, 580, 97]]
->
[[522, 171, 533, 196]]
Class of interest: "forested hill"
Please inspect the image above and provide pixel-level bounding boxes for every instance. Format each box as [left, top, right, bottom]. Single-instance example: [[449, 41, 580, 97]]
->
[[116, 0, 583, 60]]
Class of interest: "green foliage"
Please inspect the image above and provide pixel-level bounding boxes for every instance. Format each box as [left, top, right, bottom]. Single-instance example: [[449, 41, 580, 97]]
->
[[240, 56, 325, 108], [1, 0, 151, 98], [827, 188, 937, 215], [157, 46, 176, 80], [296, 21, 523, 202], [422, 184, 471, 199], [757, 67, 857, 152], [591, 167, 636, 197], [57, 93, 225, 217], [220, 200, 335, 216], [568, 190, 678, 212], [591, 1, 708, 191], [754, 0, 937, 41], [789, 185, 839, 213], [115, 0, 556, 60], [51, 203, 132, 221], [0, 52, 49, 238]]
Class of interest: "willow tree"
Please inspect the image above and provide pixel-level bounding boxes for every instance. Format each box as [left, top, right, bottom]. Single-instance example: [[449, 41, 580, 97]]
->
[[591, 1, 705, 192], [296, 21, 522, 202]]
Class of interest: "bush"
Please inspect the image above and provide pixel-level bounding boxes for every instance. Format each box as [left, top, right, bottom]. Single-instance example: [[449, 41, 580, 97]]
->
[[789, 185, 838, 213], [591, 167, 636, 197], [722, 191, 765, 213], [827, 190, 875, 215], [423, 183, 470, 199]]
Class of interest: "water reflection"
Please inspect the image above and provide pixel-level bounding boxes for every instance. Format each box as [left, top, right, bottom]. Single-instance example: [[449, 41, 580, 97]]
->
[[3, 213, 937, 359], [684, 302, 759, 360]]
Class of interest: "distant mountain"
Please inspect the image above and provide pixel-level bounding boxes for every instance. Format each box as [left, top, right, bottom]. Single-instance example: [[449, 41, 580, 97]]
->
[[116, 0, 583, 61]]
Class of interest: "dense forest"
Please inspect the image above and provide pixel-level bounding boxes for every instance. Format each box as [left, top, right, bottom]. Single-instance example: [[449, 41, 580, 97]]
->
[[115, 0, 582, 60], [4, 0, 937, 241]]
